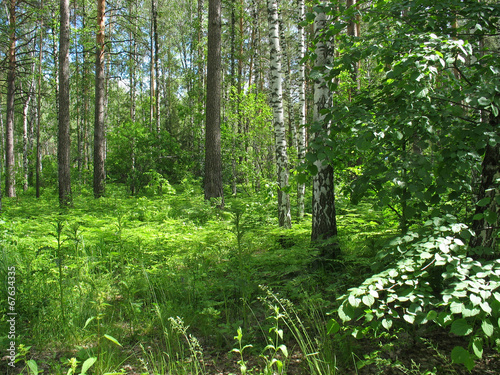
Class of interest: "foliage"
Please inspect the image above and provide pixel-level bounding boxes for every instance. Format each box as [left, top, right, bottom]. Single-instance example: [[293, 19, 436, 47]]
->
[[337, 215, 500, 370]]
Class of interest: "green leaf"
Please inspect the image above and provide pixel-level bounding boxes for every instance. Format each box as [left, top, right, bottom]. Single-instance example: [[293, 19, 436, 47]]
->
[[278, 344, 288, 358], [382, 318, 392, 330], [450, 318, 473, 336], [362, 294, 375, 307], [327, 318, 340, 334], [451, 346, 475, 370], [481, 319, 494, 337], [450, 301, 464, 314], [426, 310, 438, 321], [470, 294, 481, 306], [478, 97, 491, 106], [80, 357, 97, 375], [472, 337, 483, 359], [103, 334, 122, 347], [83, 317, 95, 330], [27, 359, 38, 375]]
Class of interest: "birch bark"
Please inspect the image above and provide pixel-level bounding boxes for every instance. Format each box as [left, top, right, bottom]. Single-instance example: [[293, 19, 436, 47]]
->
[[311, 5, 339, 257], [267, 0, 291, 228]]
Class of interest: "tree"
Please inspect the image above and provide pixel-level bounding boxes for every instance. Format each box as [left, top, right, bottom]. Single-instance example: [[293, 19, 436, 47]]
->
[[310, 3, 338, 257], [204, 0, 224, 206], [297, 0, 307, 219], [94, 0, 106, 198], [58, 0, 72, 206], [267, 0, 291, 228], [5, 0, 16, 197]]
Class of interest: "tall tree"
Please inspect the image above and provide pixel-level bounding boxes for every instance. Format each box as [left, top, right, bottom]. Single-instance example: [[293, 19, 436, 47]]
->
[[35, 0, 44, 198], [297, 0, 307, 219], [94, 0, 106, 198], [310, 3, 339, 257], [204, 0, 224, 206], [58, 0, 72, 206], [267, 0, 291, 228], [5, 0, 17, 197]]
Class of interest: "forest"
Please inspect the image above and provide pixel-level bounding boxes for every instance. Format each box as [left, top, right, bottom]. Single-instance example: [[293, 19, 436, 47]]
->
[[1, 0, 500, 374]]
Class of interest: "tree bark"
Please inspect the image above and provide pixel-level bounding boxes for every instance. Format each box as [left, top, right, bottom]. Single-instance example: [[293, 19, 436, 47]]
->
[[297, 0, 307, 220], [470, 112, 500, 256], [267, 0, 291, 228], [36, 0, 43, 198], [94, 0, 106, 198], [204, 0, 224, 207], [6, 0, 17, 198], [58, 0, 72, 206], [311, 5, 339, 258]]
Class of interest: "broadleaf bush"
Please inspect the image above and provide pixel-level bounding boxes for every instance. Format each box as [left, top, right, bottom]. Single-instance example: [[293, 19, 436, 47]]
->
[[336, 215, 500, 369]]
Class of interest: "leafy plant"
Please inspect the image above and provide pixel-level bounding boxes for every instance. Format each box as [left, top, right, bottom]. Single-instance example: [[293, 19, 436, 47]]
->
[[336, 215, 500, 370]]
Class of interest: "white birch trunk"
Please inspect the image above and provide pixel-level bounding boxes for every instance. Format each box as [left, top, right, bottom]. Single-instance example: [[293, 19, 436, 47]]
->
[[267, 0, 291, 228], [297, 0, 307, 219], [311, 5, 338, 256]]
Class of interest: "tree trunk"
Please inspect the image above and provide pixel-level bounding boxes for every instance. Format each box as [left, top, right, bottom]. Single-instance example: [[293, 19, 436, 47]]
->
[[204, 0, 224, 207], [267, 0, 291, 228], [297, 0, 307, 220], [311, 5, 339, 258], [470, 112, 500, 256], [36, 0, 43, 198], [152, 0, 160, 135], [6, 0, 17, 198], [94, 0, 106, 198], [58, 0, 72, 207], [22, 83, 31, 192]]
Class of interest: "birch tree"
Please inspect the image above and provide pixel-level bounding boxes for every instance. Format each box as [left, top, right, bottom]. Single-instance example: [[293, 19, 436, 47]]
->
[[310, 4, 339, 257], [267, 0, 291, 228], [297, 0, 307, 219]]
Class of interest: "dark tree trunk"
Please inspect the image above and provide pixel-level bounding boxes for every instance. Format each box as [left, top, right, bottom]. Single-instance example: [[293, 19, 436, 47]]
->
[[94, 0, 106, 198], [470, 112, 500, 256], [58, 0, 72, 207], [204, 0, 224, 207], [6, 0, 16, 198]]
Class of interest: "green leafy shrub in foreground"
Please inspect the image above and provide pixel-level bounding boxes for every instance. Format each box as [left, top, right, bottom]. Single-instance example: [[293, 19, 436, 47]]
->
[[336, 215, 500, 370]]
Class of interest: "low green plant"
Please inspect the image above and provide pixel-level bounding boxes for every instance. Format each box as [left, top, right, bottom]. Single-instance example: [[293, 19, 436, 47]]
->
[[336, 215, 500, 370]]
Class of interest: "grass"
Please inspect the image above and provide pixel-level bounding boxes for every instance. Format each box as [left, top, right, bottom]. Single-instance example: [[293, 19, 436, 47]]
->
[[0, 183, 399, 374]]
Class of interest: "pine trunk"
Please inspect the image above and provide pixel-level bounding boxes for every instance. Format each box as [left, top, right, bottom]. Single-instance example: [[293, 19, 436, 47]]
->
[[94, 0, 106, 198], [267, 0, 291, 228], [204, 0, 224, 207], [58, 0, 72, 206]]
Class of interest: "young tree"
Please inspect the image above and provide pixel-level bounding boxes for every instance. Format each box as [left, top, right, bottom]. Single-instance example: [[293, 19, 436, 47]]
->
[[58, 0, 72, 206], [204, 0, 224, 206], [94, 0, 106, 198], [310, 3, 339, 257], [5, 0, 16, 197], [267, 0, 291, 228]]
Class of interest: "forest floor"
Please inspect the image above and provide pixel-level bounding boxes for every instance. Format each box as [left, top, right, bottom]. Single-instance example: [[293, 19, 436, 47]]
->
[[1, 184, 499, 374]]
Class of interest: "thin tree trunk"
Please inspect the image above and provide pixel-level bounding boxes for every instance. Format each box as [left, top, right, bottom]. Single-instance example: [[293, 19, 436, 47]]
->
[[36, 0, 43, 198], [297, 0, 306, 220], [22, 83, 32, 192], [94, 0, 106, 198], [204, 0, 224, 207], [6, 0, 17, 198], [311, 5, 339, 258], [267, 0, 291, 228], [58, 0, 72, 206]]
